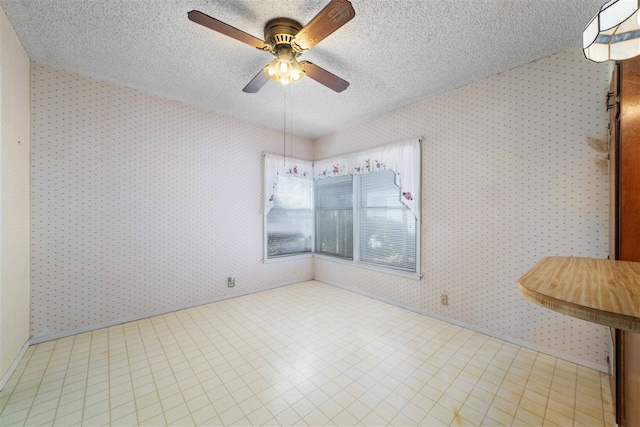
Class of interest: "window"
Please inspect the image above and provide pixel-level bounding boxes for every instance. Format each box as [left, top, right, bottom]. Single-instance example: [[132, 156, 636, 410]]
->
[[263, 154, 314, 260], [266, 176, 313, 258], [359, 171, 416, 271], [315, 171, 417, 273], [264, 138, 421, 276], [315, 175, 353, 259]]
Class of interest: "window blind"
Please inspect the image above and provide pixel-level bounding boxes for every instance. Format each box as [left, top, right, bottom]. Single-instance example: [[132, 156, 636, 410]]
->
[[315, 175, 353, 259], [266, 176, 313, 258], [359, 171, 416, 271]]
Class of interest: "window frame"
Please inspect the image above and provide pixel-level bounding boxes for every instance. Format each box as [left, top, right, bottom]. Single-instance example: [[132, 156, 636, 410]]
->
[[314, 174, 354, 260], [263, 139, 421, 279], [263, 154, 314, 263], [264, 174, 314, 262], [313, 171, 421, 280]]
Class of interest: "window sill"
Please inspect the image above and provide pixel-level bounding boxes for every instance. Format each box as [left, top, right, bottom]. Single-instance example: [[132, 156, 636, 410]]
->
[[263, 253, 313, 264], [313, 253, 422, 281]]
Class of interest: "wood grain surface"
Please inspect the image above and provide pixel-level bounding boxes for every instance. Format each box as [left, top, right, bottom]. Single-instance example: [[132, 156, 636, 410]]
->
[[518, 256, 640, 333], [608, 62, 620, 422], [619, 57, 640, 427], [621, 59, 640, 263]]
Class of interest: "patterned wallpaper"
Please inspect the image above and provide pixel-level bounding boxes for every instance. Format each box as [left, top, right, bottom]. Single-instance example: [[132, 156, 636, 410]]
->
[[31, 48, 613, 370], [313, 48, 612, 369], [30, 63, 314, 338]]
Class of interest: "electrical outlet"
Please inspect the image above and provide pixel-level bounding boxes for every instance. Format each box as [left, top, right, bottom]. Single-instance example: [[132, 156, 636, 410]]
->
[[441, 293, 448, 306], [227, 277, 235, 288]]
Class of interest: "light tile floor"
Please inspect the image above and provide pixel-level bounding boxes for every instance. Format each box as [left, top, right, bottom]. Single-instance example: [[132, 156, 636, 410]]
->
[[0, 281, 615, 426]]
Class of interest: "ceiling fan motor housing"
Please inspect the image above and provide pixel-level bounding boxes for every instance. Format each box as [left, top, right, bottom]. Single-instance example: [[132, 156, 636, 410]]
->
[[264, 18, 304, 54]]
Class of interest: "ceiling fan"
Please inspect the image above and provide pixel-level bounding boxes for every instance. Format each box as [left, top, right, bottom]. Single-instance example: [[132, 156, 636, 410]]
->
[[188, 0, 355, 93]]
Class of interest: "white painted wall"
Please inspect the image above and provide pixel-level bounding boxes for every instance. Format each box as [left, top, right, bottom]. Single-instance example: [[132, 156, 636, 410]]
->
[[0, 5, 30, 382], [313, 48, 613, 370]]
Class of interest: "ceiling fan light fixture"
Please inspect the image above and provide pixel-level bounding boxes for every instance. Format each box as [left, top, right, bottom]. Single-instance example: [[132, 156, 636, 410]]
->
[[264, 47, 305, 86], [584, 0, 640, 62]]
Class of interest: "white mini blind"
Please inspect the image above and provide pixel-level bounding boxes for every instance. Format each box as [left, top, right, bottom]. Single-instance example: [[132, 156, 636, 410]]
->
[[315, 175, 353, 259], [359, 171, 416, 271], [266, 176, 313, 258], [263, 153, 314, 260]]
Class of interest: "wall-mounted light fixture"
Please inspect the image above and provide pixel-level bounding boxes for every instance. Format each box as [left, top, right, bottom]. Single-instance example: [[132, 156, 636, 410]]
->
[[584, 0, 640, 62]]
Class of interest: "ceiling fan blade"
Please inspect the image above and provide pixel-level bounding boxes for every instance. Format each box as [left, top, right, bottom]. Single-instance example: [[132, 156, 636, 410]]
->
[[300, 61, 349, 92], [188, 10, 268, 50], [294, 0, 355, 51], [243, 68, 270, 93]]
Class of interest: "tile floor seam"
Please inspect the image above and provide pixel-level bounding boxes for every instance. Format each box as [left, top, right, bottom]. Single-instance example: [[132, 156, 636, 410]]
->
[[483, 341, 527, 426], [462, 342, 503, 425], [134, 317, 163, 426], [161, 311, 212, 424], [49, 335, 76, 424], [109, 323, 140, 422], [22, 340, 59, 424], [544, 355, 573, 426], [0, 346, 34, 415]]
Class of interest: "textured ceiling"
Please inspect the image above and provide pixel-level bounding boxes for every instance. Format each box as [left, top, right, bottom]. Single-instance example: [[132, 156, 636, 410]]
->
[[0, 0, 604, 139]]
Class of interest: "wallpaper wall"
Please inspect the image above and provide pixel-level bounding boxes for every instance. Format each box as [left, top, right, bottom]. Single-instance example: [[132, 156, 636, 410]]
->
[[30, 64, 313, 338], [313, 48, 612, 369], [30, 48, 612, 370], [0, 6, 30, 382]]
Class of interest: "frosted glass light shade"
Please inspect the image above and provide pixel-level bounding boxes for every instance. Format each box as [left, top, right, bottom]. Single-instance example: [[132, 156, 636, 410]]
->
[[264, 47, 306, 85], [584, 0, 640, 62]]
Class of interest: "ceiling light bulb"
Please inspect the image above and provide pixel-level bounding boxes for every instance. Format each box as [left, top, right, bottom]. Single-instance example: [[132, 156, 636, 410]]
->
[[263, 49, 304, 86]]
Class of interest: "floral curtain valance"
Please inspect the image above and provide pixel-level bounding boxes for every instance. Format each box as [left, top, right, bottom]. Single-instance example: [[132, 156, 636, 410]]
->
[[313, 138, 421, 219], [264, 153, 313, 216], [264, 138, 421, 219]]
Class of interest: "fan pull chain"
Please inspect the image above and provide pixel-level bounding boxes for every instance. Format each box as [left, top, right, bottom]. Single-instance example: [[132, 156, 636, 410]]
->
[[283, 87, 287, 166], [289, 84, 294, 159]]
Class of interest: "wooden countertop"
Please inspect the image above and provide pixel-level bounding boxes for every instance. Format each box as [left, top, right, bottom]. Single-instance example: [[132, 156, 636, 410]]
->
[[518, 256, 640, 332]]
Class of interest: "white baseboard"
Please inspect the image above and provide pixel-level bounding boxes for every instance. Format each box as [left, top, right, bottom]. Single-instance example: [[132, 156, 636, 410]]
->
[[0, 340, 30, 392], [30, 279, 306, 345], [319, 279, 609, 374]]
